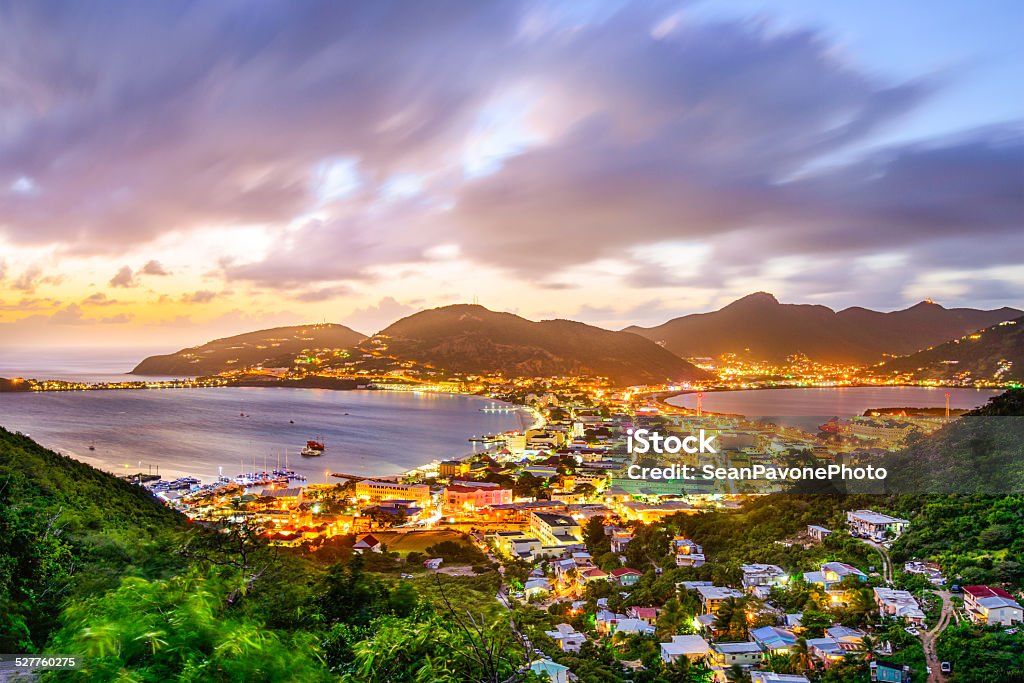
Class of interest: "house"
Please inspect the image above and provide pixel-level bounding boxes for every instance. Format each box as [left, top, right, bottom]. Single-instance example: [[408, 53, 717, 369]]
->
[[579, 567, 609, 584], [696, 585, 744, 614], [847, 509, 910, 541], [826, 625, 866, 645], [807, 525, 832, 542], [423, 557, 443, 570], [524, 577, 552, 599], [963, 585, 1024, 626], [874, 587, 926, 625], [530, 659, 570, 683], [628, 606, 659, 625], [695, 613, 717, 632], [741, 563, 787, 590], [545, 623, 586, 652], [671, 536, 706, 567], [749, 625, 797, 654], [751, 674, 810, 683], [353, 534, 382, 553], [596, 610, 655, 635], [609, 618, 656, 636], [708, 641, 763, 669], [660, 635, 710, 663], [807, 637, 849, 666], [783, 613, 803, 630], [609, 567, 643, 586], [610, 530, 634, 553], [803, 562, 867, 589], [870, 660, 910, 683]]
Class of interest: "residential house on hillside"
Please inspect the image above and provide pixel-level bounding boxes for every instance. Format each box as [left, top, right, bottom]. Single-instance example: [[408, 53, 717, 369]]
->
[[660, 635, 710, 664], [847, 509, 910, 541], [544, 623, 586, 653], [750, 625, 797, 655], [609, 567, 643, 586], [874, 587, 926, 625], [671, 536, 706, 567], [963, 585, 1024, 626], [741, 563, 788, 591], [803, 562, 867, 590], [529, 659, 570, 683], [869, 660, 910, 682], [353, 534, 382, 553], [709, 641, 763, 670]]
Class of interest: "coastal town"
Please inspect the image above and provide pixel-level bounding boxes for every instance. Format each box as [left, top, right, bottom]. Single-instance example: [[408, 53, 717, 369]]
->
[[117, 362, 1019, 683]]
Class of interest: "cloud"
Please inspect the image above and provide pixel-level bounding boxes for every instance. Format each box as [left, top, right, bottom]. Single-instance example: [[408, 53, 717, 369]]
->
[[83, 292, 118, 306], [344, 296, 416, 334], [0, 1, 1019, 315], [181, 290, 217, 304], [139, 259, 171, 276], [49, 303, 133, 325], [108, 266, 136, 288]]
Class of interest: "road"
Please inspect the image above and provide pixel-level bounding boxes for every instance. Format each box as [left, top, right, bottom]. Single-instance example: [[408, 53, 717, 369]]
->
[[856, 538, 955, 681], [857, 537, 893, 583], [922, 590, 954, 683]]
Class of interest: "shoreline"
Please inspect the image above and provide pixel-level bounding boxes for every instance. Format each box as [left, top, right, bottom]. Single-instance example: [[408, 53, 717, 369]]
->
[[4, 387, 542, 487]]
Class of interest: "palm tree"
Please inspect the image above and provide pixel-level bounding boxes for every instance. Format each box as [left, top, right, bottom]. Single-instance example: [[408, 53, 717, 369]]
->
[[788, 636, 811, 672], [857, 633, 878, 661]]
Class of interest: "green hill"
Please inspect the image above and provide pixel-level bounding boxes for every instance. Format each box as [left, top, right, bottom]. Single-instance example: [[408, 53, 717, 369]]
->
[[131, 323, 366, 376], [0, 427, 187, 651], [367, 303, 710, 386], [873, 316, 1024, 383]]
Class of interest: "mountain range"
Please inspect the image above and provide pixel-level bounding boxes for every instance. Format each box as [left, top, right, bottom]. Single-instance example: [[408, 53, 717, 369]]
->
[[624, 292, 1021, 363], [360, 304, 708, 385], [130, 294, 1022, 383]]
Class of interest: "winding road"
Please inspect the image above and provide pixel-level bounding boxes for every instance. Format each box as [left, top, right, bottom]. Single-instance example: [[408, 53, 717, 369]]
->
[[856, 538, 956, 680], [857, 538, 893, 583], [922, 590, 954, 683]]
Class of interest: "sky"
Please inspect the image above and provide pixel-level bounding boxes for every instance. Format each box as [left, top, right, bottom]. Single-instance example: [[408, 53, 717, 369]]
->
[[1, 0, 1022, 350]]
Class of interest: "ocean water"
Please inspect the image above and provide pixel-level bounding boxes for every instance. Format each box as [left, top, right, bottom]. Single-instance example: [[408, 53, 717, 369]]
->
[[0, 387, 528, 482], [0, 347, 172, 384], [667, 386, 1000, 415], [666, 386, 1001, 431]]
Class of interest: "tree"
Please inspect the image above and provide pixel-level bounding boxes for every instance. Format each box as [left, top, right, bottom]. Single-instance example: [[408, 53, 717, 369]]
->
[[789, 636, 811, 673]]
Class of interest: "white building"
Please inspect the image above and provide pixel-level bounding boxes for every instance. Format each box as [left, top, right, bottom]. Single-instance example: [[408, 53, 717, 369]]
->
[[874, 587, 926, 625], [847, 509, 910, 541], [963, 585, 1024, 626], [660, 635, 710, 663], [544, 623, 587, 652]]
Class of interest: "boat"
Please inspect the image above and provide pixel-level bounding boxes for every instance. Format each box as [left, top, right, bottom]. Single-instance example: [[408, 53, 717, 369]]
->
[[301, 439, 326, 457]]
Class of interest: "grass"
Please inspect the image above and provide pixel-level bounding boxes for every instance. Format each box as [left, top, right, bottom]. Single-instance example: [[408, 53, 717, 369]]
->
[[369, 529, 474, 556]]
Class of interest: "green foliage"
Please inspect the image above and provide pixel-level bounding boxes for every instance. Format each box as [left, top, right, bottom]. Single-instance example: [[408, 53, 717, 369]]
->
[[937, 622, 1024, 683], [44, 571, 331, 682], [425, 539, 489, 566]]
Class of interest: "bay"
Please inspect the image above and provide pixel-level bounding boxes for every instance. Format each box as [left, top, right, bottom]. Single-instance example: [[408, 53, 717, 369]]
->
[[0, 387, 529, 483]]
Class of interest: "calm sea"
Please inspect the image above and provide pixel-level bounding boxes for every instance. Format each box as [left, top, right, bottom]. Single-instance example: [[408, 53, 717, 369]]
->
[[0, 387, 527, 482], [666, 386, 1001, 431]]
